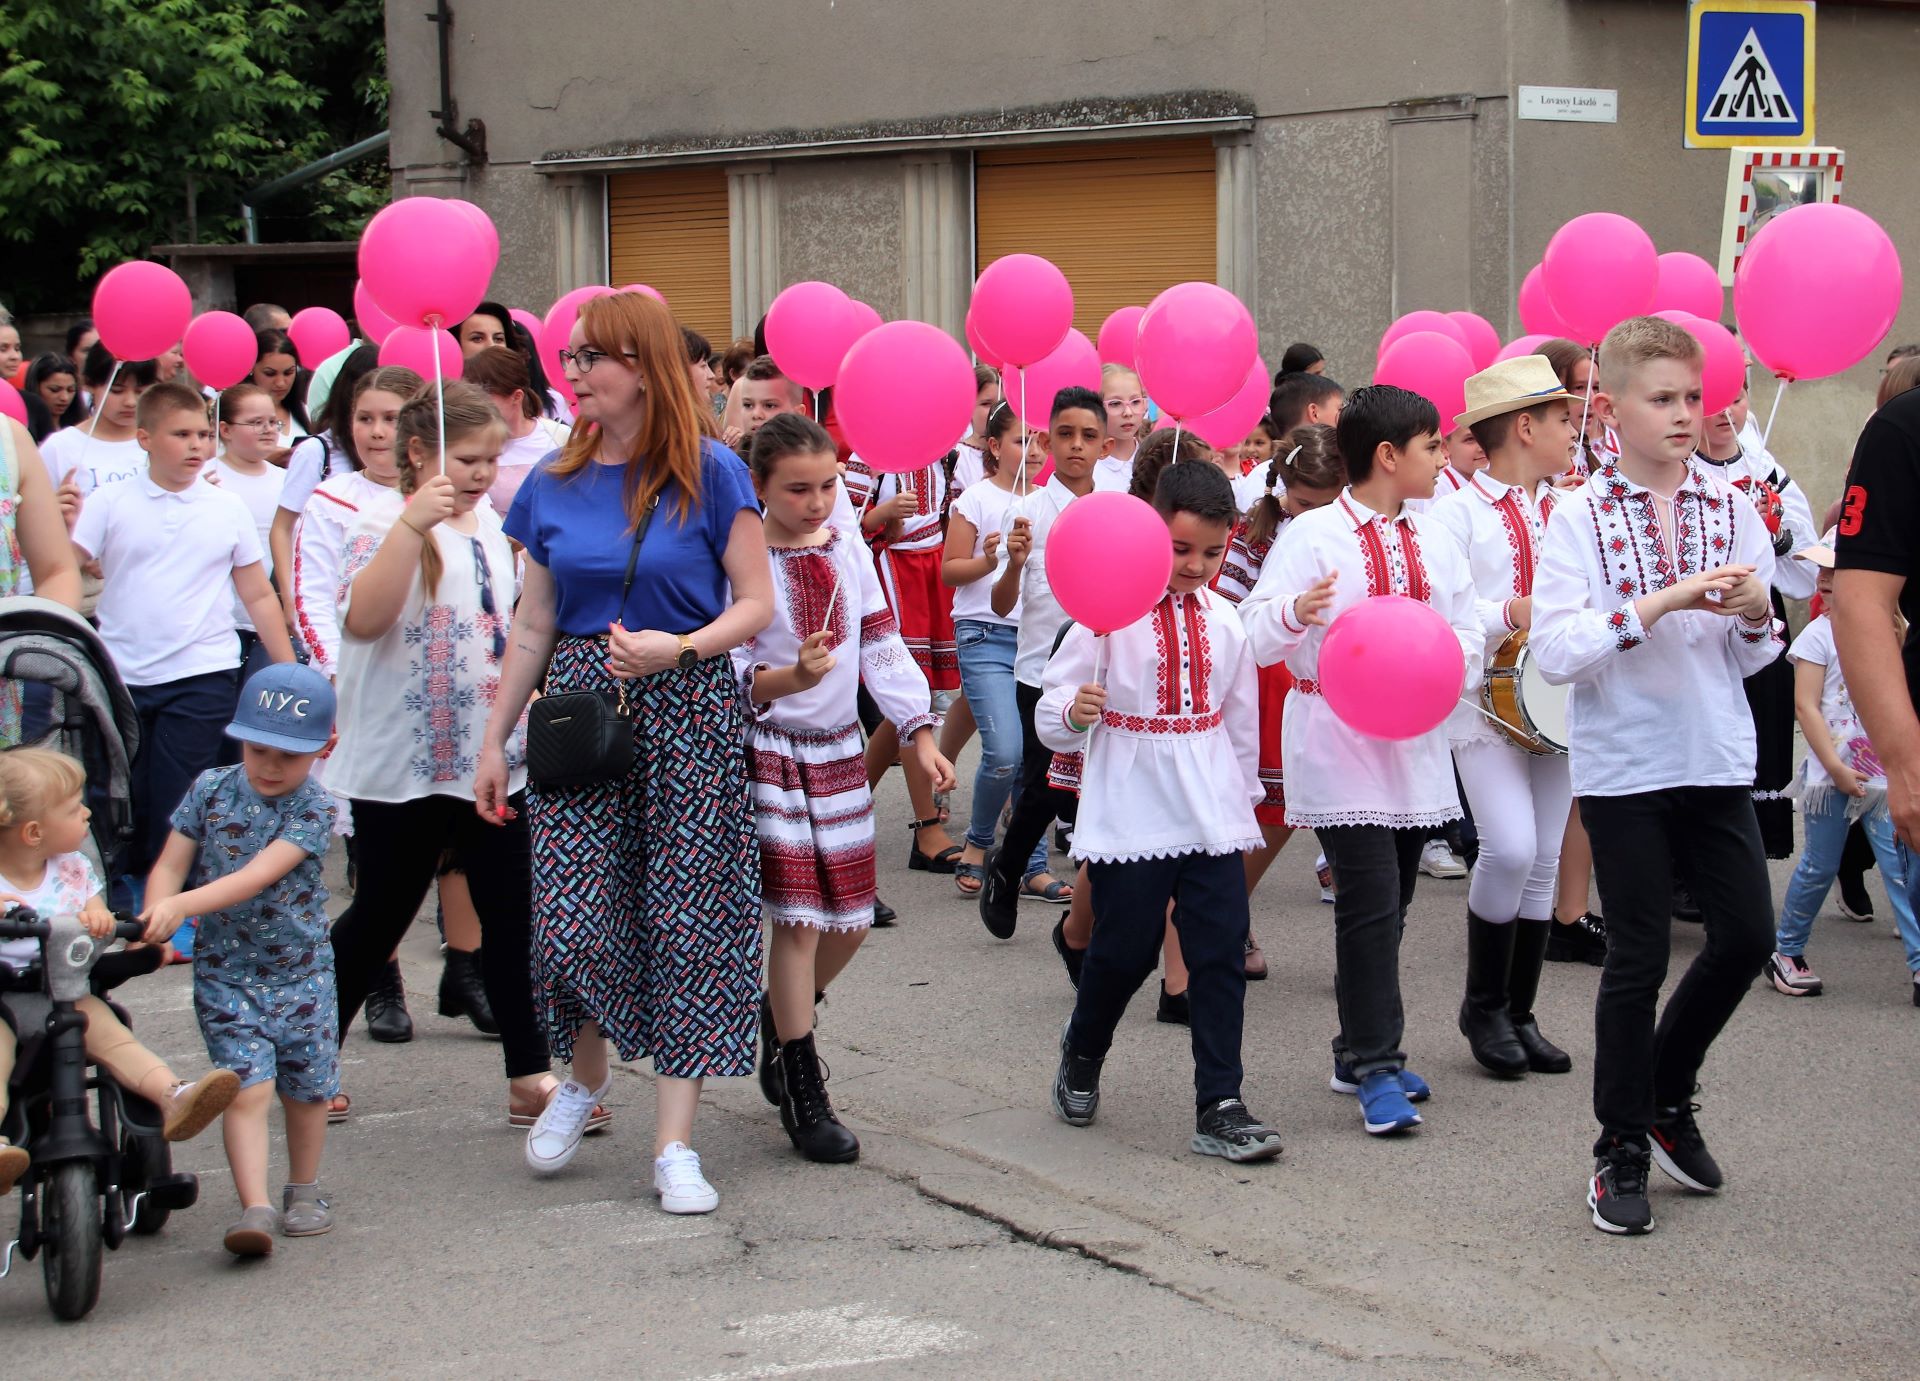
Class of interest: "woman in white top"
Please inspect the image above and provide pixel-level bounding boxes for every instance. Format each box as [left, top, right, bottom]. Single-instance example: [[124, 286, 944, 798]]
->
[[460, 346, 571, 516], [326, 381, 553, 1125]]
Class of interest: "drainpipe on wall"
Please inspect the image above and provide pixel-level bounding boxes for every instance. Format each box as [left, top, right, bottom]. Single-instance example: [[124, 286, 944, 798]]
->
[[241, 130, 393, 244]]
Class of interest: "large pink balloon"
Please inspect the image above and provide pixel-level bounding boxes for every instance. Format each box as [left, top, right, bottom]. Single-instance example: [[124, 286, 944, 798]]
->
[[1374, 331, 1476, 431], [287, 307, 351, 369], [354, 279, 405, 347], [1379, 311, 1470, 363], [973, 255, 1073, 367], [965, 308, 1006, 371], [1517, 265, 1576, 340], [765, 281, 860, 391], [1735, 203, 1904, 383], [617, 284, 668, 303], [1188, 356, 1272, 451], [93, 261, 193, 361], [1097, 306, 1147, 369], [358, 198, 494, 330], [378, 326, 462, 382], [847, 300, 883, 340], [1654, 252, 1724, 322], [445, 199, 501, 268], [1046, 492, 1175, 636], [540, 285, 618, 403], [1136, 282, 1258, 419], [1669, 315, 1747, 416], [1008, 329, 1102, 430], [508, 308, 545, 345], [1541, 213, 1659, 344], [182, 311, 259, 391], [0, 380, 25, 428], [1494, 333, 1557, 363], [1319, 595, 1465, 741], [836, 321, 977, 475], [1447, 312, 1502, 370]]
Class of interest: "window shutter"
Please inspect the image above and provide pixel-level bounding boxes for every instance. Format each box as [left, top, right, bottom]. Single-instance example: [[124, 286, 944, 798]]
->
[[607, 167, 733, 347]]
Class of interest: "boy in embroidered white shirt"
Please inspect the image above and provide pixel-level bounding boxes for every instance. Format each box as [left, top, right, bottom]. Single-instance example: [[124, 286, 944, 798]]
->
[[1238, 385, 1481, 1138], [71, 382, 294, 883], [1427, 357, 1578, 1081], [1530, 317, 1780, 1237], [1041, 462, 1280, 1162]]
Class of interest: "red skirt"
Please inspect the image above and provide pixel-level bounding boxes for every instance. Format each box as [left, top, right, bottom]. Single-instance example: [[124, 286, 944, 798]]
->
[[1255, 660, 1291, 826], [877, 544, 960, 691]]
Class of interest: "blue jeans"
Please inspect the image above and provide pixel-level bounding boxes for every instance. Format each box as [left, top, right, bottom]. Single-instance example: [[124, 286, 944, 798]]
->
[[128, 667, 242, 876], [1778, 791, 1920, 970], [954, 619, 1047, 880]]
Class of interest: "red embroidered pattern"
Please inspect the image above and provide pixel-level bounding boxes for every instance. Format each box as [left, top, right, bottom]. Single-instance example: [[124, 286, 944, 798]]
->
[[1152, 595, 1179, 715], [1492, 492, 1539, 597], [1353, 512, 1390, 598], [859, 606, 899, 647], [1099, 708, 1224, 735], [1181, 593, 1213, 714], [1294, 679, 1322, 696], [775, 542, 849, 650], [749, 745, 869, 796], [1395, 523, 1431, 603]]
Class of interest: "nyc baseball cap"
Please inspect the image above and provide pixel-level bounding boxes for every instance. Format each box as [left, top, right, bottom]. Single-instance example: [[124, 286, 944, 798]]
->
[[226, 663, 336, 753]]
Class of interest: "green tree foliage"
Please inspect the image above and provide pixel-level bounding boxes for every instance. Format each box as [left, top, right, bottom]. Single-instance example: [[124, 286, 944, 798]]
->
[[0, 0, 389, 310]]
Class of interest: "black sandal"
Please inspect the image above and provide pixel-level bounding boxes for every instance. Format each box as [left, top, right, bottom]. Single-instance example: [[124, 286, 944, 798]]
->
[[906, 816, 963, 874]]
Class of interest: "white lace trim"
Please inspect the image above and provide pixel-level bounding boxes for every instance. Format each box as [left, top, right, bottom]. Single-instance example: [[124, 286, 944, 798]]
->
[[1284, 807, 1461, 831], [1072, 836, 1266, 865]]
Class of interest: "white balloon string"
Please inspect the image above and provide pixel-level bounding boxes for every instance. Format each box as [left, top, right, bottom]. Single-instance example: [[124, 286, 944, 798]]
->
[[82, 360, 122, 471], [1761, 378, 1789, 450], [1018, 368, 1029, 498], [212, 395, 220, 469], [430, 316, 446, 477], [1576, 360, 1597, 453]]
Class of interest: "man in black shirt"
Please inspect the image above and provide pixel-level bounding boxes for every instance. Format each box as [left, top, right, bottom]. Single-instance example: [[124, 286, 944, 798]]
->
[[1832, 385, 1920, 849]]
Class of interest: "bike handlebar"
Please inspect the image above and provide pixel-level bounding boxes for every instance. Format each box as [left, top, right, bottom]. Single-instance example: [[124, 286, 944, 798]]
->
[[0, 906, 147, 943]]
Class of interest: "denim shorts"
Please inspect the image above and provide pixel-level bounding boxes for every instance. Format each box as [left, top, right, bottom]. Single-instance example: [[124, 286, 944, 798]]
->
[[195, 969, 340, 1103]]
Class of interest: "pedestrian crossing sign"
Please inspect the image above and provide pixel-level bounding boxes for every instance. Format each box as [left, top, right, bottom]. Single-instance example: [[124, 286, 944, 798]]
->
[[1687, 1, 1816, 148]]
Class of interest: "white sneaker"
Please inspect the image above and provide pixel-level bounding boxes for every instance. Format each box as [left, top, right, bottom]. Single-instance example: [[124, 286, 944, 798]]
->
[[1768, 951, 1823, 996], [1315, 853, 1335, 904], [1419, 839, 1468, 879], [525, 1076, 609, 1173], [653, 1141, 719, 1214]]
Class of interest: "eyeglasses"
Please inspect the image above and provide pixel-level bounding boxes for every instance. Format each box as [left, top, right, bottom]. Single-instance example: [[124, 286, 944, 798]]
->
[[233, 418, 279, 432], [471, 537, 506, 661], [1104, 396, 1146, 412], [555, 347, 637, 373]]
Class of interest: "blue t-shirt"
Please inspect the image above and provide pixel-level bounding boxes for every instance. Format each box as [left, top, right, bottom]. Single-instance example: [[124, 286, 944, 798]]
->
[[504, 439, 759, 636], [170, 765, 336, 987]]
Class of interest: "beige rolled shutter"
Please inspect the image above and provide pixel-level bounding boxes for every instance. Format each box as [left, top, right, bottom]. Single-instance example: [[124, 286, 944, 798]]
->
[[607, 167, 732, 347]]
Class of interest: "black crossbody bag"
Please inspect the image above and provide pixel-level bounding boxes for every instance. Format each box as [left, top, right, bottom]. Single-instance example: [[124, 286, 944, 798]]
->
[[525, 498, 658, 788]]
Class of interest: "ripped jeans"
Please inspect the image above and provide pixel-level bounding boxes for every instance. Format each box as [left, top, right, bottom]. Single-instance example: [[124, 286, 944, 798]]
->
[[955, 619, 1047, 879]]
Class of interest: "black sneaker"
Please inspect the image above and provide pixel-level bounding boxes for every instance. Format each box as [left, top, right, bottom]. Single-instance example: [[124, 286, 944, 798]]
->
[[1546, 912, 1608, 966], [1051, 916, 1085, 990], [1589, 1139, 1654, 1235], [1156, 981, 1190, 1026], [1053, 822, 1072, 855], [1673, 884, 1701, 923], [1050, 1020, 1102, 1126], [977, 848, 1018, 940], [1837, 869, 1875, 921], [872, 895, 896, 928], [1651, 1100, 1723, 1193], [1192, 1098, 1283, 1162]]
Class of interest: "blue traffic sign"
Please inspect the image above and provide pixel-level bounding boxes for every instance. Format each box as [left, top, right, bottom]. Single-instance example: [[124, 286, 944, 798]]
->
[[1686, 1, 1816, 148]]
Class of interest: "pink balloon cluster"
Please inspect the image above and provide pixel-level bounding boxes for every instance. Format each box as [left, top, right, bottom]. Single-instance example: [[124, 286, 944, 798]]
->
[[1007, 329, 1101, 429], [358, 197, 500, 334], [1045, 492, 1174, 635], [1375, 331, 1475, 432], [766, 282, 863, 390]]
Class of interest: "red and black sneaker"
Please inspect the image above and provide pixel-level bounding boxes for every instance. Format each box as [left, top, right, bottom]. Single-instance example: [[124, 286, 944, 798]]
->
[[1651, 1100, 1723, 1193], [1588, 1138, 1654, 1235]]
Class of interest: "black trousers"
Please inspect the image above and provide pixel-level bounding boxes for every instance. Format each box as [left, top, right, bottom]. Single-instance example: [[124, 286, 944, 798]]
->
[[1068, 850, 1249, 1109], [128, 668, 241, 876], [1580, 787, 1773, 1152], [988, 681, 1077, 889], [1315, 826, 1426, 1078], [330, 793, 548, 1080]]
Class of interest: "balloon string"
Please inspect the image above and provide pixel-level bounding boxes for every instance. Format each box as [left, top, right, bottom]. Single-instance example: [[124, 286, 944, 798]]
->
[[212, 395, 221, 467], [821, 475, 882, 633], [431, 316, 446, 478], [1761, 378, 1789, 450], [1576, 358, 1597, 453], [81, 360, 122, 473], [1018, 368, 1029, 499]]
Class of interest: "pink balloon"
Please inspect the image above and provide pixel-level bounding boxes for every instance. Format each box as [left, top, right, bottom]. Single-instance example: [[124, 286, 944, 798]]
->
[[1188, 356, 1272, 451], [445, 199, 501, 267], [182, 311, 259, 391], [1046, 492, 1175, 636], [1136, 282, 1258, 419], [617, 284, 667, 303], [1097, 306, 1147, 369], [1541, 213, 1658, 344], [358, 198, 494, 330], [0, 379, 25, 428], [1319, 595, 1465, 741], [1495, 333, 1557, 363], [965, 308, 1006, 371], [1007, 329, 1102, 430], [1517, 265, 1576, 340], [287, 307, 351, 369], [1374, 331, 1476, 431], [1653, 252, 1724, 322], [540, 285, 619, 403], [354, 279, 405, 347], [1447, 312, 1502, 370], [1379, 311, 1470, 362], [836, 321, 977, 475], [1667, 315, 1747, 416], [1734, 203, 1904, 383], [847, 300, 883, 340], [765, 281, 859, 390], [92, 261, 193, 361], [378, 325, 462, 382], [972, 255, 1073, 367], [508, 308, 545, 345]]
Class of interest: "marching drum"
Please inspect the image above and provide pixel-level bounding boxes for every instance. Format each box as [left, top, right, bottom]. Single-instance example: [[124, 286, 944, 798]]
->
[[1481, 628, 1569, 755]]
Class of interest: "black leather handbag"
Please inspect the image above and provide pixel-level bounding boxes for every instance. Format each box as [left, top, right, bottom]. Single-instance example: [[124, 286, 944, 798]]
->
[[525, 499, 656, 788]]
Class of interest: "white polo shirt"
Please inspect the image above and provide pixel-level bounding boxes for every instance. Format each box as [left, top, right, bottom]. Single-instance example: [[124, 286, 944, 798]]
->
[[72, 470, 263, 688]]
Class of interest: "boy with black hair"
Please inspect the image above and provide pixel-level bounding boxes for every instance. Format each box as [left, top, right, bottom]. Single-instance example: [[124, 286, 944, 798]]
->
[[40, 345, 160, 495], [1237, 372, 1347, 513], [1532, 317, 1779, 1236], [978, 386, 1112, 938], [1044, 461, 1278, 1161], [1239, 385, 1481, 1137]]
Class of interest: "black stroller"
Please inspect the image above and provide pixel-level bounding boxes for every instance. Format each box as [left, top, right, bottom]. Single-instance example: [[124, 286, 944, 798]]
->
[[0, 596, 199, 1321]]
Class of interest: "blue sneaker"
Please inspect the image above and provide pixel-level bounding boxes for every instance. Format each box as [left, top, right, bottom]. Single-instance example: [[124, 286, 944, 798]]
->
[[1330, 1060, 1430, 1103], [1356, 1071, 1422, 1135]]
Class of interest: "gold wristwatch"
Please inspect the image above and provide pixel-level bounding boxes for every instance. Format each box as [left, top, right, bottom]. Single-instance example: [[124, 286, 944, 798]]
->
[[675, 635, 699, 670]]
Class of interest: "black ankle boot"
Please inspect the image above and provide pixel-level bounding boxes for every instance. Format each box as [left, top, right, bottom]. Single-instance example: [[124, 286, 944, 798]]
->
[[757, 993, 783, 1107], [777, 1031, 859, 1163], [1507, 919, 1572, 1073], [365, 959, 413, 1044], [437, 949, 499, 1036], [1460, 913, 1527, 1077]]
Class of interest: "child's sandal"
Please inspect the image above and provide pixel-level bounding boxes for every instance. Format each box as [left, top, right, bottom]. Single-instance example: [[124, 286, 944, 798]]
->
[[327, 1093, 352, 1124]]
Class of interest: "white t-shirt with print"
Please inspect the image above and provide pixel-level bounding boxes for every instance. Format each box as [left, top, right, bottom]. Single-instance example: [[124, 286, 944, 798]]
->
[[1788, 614, 1886, 792], [41, 430, 145, 495], [0, 852, 103, 973]]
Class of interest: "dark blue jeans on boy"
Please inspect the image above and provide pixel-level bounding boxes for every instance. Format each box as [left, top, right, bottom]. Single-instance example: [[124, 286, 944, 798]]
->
[[128, 667, 242, 920]]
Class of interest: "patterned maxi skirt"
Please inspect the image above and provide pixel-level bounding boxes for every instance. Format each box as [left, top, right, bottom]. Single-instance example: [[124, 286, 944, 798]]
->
[[748, 719, 876, 931], [527, 637, 761, 1076]]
